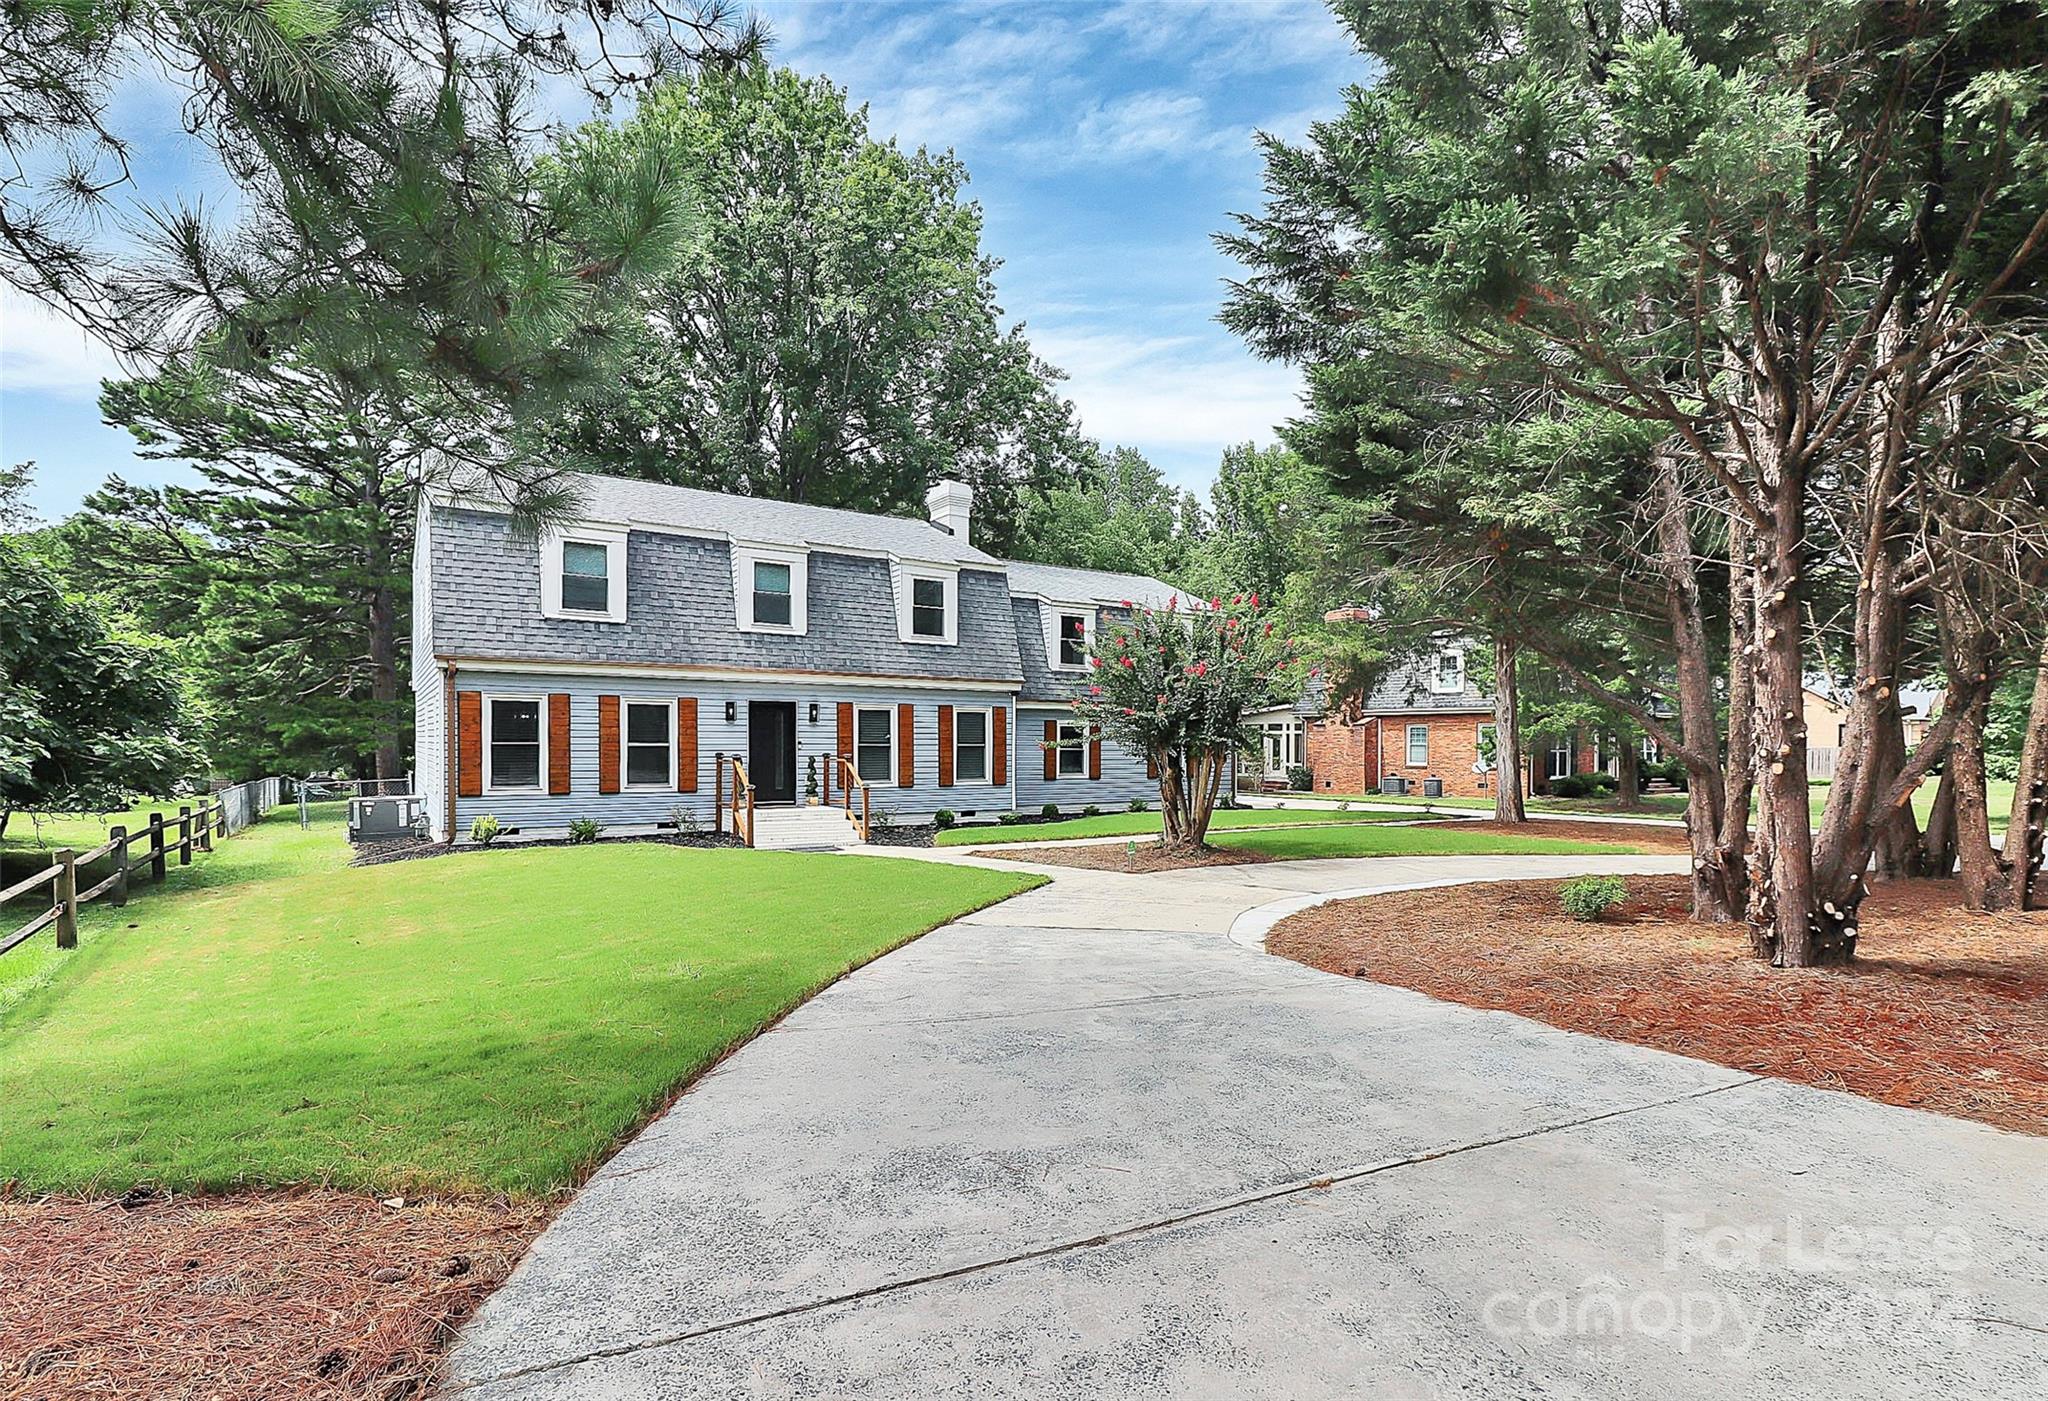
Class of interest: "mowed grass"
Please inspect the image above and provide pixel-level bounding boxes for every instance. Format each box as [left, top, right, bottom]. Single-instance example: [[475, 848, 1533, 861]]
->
[[935, 806, 1416, 846], [0, 798, 188, 854], [0, 807, 1038, 1197], [1325, 778, 2014, 831], [1209, 824, 1642, 860]]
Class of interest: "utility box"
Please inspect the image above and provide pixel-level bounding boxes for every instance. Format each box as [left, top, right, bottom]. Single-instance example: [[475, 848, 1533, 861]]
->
[[349, 795, 427, 840], [1423, 777, 1444, 797], [1380, 775, 1408, 796]]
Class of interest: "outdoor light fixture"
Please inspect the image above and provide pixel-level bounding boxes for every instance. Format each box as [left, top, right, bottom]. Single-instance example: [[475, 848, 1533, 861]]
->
[[809, 702, 820, 724], [724, 700, 737, 723]]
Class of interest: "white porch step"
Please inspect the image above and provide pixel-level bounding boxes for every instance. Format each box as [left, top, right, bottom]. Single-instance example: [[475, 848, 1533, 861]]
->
[[747, 805, 864, 850]]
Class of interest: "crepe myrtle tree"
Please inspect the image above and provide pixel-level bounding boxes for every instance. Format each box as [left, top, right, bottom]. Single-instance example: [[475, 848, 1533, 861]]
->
[[1065, 593, 1305, 854]]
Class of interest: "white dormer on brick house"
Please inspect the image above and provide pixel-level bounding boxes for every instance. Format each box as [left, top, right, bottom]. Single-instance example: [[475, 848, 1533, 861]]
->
[[926, 479, 973, 544]]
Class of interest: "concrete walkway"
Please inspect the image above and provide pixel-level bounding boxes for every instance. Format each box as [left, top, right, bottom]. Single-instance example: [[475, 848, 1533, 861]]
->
[[445, 851, 2048, 1399]]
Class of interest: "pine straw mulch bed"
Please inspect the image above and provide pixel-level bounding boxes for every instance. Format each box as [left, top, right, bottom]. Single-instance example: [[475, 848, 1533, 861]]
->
[[1269, 875, 2048, 1136], [0, 1189, 551, 1400], [973, 818, 1688, 872]]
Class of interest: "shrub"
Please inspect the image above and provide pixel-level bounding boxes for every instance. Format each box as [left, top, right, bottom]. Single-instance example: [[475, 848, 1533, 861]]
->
[[667, 805, 701, 835], [1560, 876, 1627, 921], [468, 814, 502, 846], [1589, 771, 1618, 793], [1336, 799, 1351, 811], [1081, 804, 1101, 817], [567, 818, 603, 844], [997, 812, 1021, 825], [934, 809, 957, 830], [869, 808, 897, 833], [1041, 803, 1060, 818], [1548, 774, 1595, 799], [1286, 763, 1313, 791], [1128, 798, 1148, 812]]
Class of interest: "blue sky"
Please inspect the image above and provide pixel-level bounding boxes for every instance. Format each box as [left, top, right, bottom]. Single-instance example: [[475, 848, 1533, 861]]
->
[[1, 0, 1367, 522]]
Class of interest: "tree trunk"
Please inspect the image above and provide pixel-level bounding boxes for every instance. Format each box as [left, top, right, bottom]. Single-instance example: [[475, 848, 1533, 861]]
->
[[1491, 632, 1527, 823], [1948, 680, 2011, 911], [369, 576, 403, 787], [2007, 639, 2048, 910], [1921, 767, 1957, 879], [1612, 740, 1643, 811]]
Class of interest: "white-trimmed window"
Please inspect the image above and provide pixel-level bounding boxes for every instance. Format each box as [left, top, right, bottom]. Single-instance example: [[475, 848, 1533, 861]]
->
[[1405, 723, 1429, 767], [855, 706, 894, 783], [954, 707, 990, 783], [732, 544, 809, 634], [1052, 608, 1093, 670], [485, 695, 546, 793], [541, 526, 627, 622], [1547, 738, 1572, 780], [1641, 735, 1663, 763], [1056, 721, 1087, 777], [623, 700, 675, 789], [1430, 647, 1465, 694], [891, 563, 959, 644]]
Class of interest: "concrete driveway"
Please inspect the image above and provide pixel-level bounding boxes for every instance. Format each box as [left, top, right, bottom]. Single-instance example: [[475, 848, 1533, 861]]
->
[[445, 850, 2048, 1399]]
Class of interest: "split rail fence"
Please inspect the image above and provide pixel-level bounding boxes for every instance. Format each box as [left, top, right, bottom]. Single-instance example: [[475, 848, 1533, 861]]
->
[[0, 777, 283, 959]]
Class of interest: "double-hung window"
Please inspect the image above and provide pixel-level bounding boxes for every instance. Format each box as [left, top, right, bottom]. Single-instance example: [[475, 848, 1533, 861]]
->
[[855, 707, 894, 783], [954, 709, 989, 783], [1547, 738, 1572, 780], [488, 697, 543, 792], [1056, 721, 1087, 777], [1432, 648, 1465, 693], [911, 578, 947, 638], [1057, 611, 1090, 668], [752, 561, 793, 627], [1406, 723, 1429, 767], [624, 701, 673, 788], [560, 542, 610, 614]]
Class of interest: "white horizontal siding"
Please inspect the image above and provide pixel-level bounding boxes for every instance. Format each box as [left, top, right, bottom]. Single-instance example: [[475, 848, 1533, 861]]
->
[[1012, 705, 1157, 814]]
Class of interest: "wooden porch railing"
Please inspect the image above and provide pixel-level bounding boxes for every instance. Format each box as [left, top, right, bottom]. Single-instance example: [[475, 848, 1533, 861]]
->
[[715, 754, 757, 848], [826, 755, 872, 842]]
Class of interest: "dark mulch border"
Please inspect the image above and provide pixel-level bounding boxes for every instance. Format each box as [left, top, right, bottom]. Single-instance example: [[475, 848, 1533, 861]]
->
[[349, 831, 744, 866]]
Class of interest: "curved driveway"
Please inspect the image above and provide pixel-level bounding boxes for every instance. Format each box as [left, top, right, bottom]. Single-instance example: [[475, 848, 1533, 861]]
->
[[446, 847, 2048, 1399]]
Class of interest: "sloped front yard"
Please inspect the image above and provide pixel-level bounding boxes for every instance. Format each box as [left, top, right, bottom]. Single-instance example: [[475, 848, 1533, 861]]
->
[[1269, 875, 2048, 1136], [0, 808, 1038, 1397]]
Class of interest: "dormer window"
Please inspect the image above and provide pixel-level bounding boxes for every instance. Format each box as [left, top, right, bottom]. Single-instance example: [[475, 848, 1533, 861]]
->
[[891, 562, 958, 644], [1431, 647, 1465, 694], [912, 577, 946, 637], [732, 543, 808, 634], [560, 542, 610, 613], [1053, 608, 1093, 670], [541, 526, 627, 622], [753, 561, 793, 627]]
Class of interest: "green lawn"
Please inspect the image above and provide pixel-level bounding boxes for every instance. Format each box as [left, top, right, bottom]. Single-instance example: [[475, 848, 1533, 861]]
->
[[0, 797, 191, 854], [936, 806, 1417, 846], [1210, 824, 1642, 860], [0, 806, 1038, 1197], [1316, 777, 2015, 832]]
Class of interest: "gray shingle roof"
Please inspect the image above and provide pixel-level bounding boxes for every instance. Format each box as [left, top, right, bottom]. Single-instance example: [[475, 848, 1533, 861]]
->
[[448, 471, 1004, 567], [1002, 560, 1185, 609]]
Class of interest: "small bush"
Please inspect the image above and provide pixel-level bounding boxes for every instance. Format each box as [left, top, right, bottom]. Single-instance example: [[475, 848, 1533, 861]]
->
[[934, 809, 957, 830], [667, 804, 702, 835], [1081, 804, 1101, 817], [1128, 798, 1148, 813], [1560, 876, 1627, 922], [567, 818, 603, 844], [1041, 803, 1060, 818], [1336, 799, 1352, 811], [468, 814, 502, 846], [1286, 763, 1313, 791], [1548, 774, 1595, 799], [1589, 771, 1618, 793], [997, 812, 1021, 825], [869, 808, 897, 833]]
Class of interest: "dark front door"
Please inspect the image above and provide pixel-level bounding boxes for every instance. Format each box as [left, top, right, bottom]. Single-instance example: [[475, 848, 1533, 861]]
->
[[748, 702, 798, 803]]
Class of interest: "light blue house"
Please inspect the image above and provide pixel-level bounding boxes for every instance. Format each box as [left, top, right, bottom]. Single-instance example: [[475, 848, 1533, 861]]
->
[[412, 474, 1182, 844]]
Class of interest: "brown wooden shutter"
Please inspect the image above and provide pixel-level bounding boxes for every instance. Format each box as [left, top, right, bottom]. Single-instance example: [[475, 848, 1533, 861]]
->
[[898, 704, 915, 787], [457, 691, 483, 797], [548, 693, 572, 794], [1043, 719, 1058, 781], [838, 702, 855, 771], [937, 705, 955, 787], [598, 695, 621, 794], [1089, 726, 1103, 780], [991, 706, 1007, 786], [676, 698, 698, 793]]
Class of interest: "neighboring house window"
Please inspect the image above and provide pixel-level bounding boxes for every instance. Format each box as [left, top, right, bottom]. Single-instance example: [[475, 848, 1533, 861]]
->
[[912, 577, 946, 637], [624, 701, 673, 789], [954, 708, 989, 783], [541, 527, 627, 623], [1057, 611, 1090, 668], [487, 697, 543, 792], [855, 707, 894, 783], [1056, 721, 1087, 776], [560, 542, 610, 613], [1406, 724, 1429, 767], [753, 561, 793, 627], [1547, 738, 1572, 780], [1641, 735, 1662, 763], [1431, 648, 1465, 693]]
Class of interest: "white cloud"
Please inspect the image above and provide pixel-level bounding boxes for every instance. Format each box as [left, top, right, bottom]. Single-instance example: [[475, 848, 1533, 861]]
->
[[1031, 325, 1303, 455], [0, 287, 127, 400], [1070, 89, 1232, 162]]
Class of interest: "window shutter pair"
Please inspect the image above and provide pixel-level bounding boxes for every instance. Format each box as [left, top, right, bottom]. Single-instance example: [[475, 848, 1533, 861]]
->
[[595, 694, 701, 794], [457, 691, 696, 797]]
